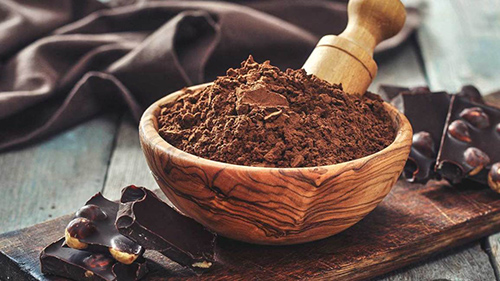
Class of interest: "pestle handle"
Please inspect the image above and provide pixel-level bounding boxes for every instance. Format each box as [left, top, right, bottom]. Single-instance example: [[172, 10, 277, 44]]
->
[[340, 0, 406, 57], [302, 0, 406, 95]]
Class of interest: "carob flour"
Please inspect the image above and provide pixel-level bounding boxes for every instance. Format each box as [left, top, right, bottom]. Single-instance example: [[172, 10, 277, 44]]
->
[[158, 56, 395, 168]]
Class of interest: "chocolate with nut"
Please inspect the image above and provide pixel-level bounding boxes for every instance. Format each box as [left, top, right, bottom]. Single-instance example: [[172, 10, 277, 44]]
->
[[391, 88, 450, 183], [436, 95, 500, 190], [40, 238, 147, 281], [64, 193, 144, 264], [116, 185, 217, 272]]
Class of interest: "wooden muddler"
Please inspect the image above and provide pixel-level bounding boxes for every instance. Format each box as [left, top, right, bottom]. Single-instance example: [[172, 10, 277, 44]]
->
[[302, 0, 406, 95]]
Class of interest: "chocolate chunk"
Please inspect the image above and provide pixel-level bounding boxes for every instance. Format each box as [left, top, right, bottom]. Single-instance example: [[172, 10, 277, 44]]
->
[[391, 90, 450, 183], [236, 83, 289, 108], [116, 185, 216, 272], [65, 193, 144, 264], [436, 95, 500, 184], [40, 238, 147, 281]]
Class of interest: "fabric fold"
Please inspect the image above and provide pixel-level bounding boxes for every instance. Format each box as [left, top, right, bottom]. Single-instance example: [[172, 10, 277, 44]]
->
[[0, 0, 421, 151]]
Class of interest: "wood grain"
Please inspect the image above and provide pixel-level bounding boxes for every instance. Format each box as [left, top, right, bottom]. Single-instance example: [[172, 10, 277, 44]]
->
[[416, 0, 500, 94], [139, 83, 412, 245], [303, 0, 406, 95], [3, 180, 500, 281], [0, 114, 119, 233], [377, 243, 496, 281]]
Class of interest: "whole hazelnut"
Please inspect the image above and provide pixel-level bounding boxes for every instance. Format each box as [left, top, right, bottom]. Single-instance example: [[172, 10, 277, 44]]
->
[[448, 120, 472, 143], [458, 85, 483, 104], [65, 218, 96, 249], [76, 204, 107, 221], [459, 107, 490, 129], [488, 163, 500, 193], [109, 236, 142, 265], [464, 147, 490, 176], [412, 131, 435, 158]]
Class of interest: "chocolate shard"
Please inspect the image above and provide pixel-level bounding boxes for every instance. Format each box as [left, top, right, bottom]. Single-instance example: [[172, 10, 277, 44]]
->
[[40, 238, 148, 281], [65, 193, 144, 265], [436, 95, 500, 185], [391, 90, 450, 183], [116, 185, 217, 273]]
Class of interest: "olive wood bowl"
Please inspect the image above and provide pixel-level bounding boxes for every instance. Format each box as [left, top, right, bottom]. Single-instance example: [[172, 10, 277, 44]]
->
[[139, 83, 412, 245]]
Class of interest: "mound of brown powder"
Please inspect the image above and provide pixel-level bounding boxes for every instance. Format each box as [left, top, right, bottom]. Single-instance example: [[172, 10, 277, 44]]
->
[[157, 56, 395, 168]]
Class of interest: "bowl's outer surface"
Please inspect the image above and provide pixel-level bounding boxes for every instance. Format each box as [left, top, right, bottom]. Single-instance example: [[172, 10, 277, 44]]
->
[[139, 83, 412, 245]]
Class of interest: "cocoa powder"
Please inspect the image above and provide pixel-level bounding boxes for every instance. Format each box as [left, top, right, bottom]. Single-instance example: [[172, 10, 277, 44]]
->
[[158, 56, 395, 168]]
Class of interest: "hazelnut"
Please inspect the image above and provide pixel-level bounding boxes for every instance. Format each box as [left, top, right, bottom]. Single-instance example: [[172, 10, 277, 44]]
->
[[64, 228, 88, 249], [109, 236, 142, 265], [488, 163, 500, 193], [65, 218, 96, 249], [76, 204, 107, 221], [412, 131, 435, 158], [438, 162, 464, 184], [83, 254, 114, 269], [458, 85, 483, 104], [403, 158, 419, 181], [192, 261, 213, 269], [459, 107, 490, 129], [448, 120, 471, 143], [464, 147, 490, 176]]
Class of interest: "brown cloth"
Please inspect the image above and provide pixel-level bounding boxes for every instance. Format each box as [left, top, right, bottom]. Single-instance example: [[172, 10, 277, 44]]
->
[[0, 0, 420, 151]]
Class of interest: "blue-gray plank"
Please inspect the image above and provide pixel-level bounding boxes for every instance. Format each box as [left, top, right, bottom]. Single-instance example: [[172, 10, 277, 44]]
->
[[0, 114, 119, 233]]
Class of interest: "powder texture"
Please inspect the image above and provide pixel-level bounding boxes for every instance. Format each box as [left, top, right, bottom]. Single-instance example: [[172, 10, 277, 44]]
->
[[158, 56, 395, 168]]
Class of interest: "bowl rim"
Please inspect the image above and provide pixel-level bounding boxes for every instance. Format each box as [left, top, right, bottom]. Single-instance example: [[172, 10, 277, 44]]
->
[[139, 83, 412, 172]]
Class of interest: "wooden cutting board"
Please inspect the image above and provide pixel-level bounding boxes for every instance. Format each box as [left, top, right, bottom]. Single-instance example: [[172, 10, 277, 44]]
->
[[2, 180, 500, 281]]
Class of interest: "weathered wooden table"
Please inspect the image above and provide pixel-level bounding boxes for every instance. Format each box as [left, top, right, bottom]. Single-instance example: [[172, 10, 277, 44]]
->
[[1, 0, 500, 280]]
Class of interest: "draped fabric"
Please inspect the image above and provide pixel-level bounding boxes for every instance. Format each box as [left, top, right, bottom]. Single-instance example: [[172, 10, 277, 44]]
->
[[0, 0, 420, 150]]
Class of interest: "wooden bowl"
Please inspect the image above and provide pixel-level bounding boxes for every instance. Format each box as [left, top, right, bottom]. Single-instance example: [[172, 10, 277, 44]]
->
[[139, 83, 412, 245]]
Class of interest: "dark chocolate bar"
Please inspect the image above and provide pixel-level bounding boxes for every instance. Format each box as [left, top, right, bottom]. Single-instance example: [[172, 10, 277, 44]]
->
[[391, 89, 450, 183], [40, 238, 147, 281], [116, 186, 216, 272], [64, 193, 144, 264], [436, 95, 500, 189]]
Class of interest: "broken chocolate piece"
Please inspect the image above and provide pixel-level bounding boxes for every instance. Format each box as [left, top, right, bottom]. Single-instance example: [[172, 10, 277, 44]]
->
[[116, 185, 216, 272], [40, 238, 147, 281], [437, 95, 500, 185], [391, 90, 450, 183], [65, 193, 144, 264], [236, 83, 289, 108]]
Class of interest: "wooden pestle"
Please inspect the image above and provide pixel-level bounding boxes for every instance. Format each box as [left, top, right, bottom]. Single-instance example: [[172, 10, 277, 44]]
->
[[302, 0, 406, 95]]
